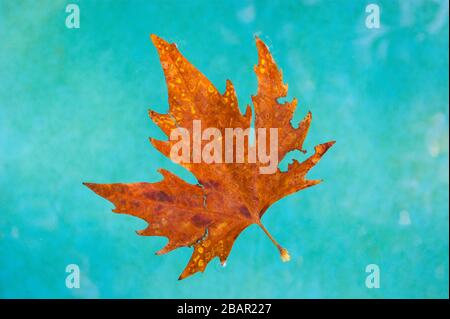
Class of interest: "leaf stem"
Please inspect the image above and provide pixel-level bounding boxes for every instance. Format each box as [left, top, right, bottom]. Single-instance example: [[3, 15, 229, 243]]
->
[[257, 222, 290, 262]]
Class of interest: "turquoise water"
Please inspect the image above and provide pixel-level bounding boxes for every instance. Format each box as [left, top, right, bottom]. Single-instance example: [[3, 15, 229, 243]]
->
[[0, 0, 448, 298]]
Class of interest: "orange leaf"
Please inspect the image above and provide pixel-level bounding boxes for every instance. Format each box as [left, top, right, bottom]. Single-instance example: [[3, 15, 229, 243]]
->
[[84, 35, 335, 280]]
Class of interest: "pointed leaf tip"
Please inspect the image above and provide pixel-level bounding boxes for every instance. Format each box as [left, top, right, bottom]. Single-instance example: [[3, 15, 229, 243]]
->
[[83, 182, 95, 190], [150, 34, 160, 43], [316, 141, 336, 154], [150, 34, 171, 50]]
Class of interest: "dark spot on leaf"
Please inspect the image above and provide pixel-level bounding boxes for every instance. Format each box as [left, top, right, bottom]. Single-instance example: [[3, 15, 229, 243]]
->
[[144, 191, 173, 202], [239, 205, 251, 218], [191, 214, 212, 227], [131, 200, 141, 208], [200, 180, 220, 189]]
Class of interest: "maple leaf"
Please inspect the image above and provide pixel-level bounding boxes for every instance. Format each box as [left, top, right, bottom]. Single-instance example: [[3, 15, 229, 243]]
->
[[84, 34, 335, 280]]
